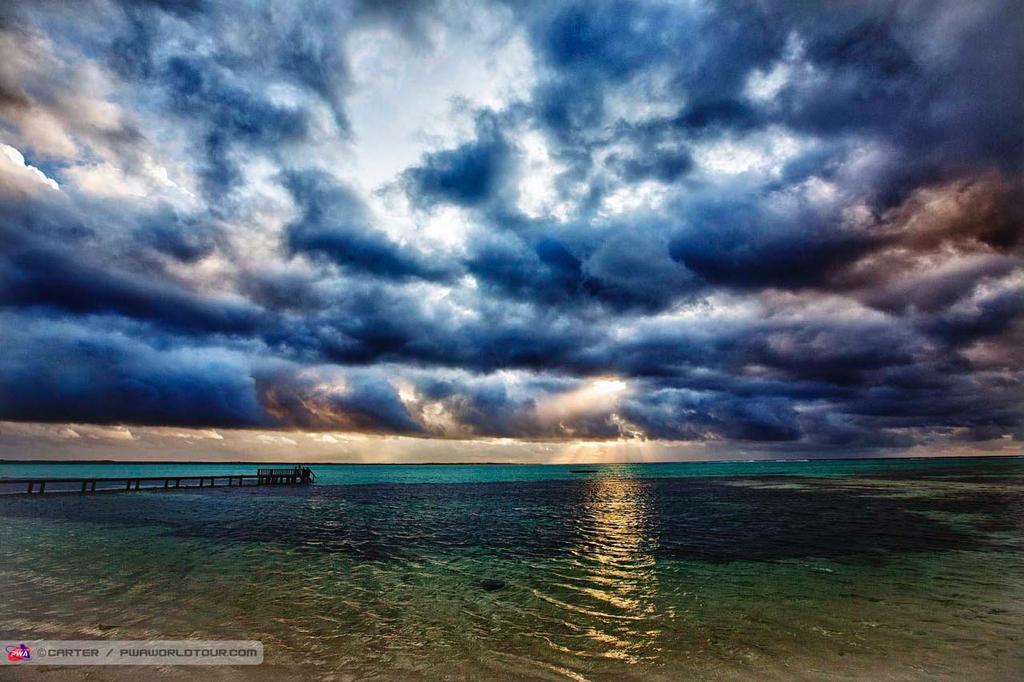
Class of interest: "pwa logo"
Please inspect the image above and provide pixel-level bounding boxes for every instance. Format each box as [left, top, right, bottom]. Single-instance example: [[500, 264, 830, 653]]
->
[[5, 643, 31, 662]]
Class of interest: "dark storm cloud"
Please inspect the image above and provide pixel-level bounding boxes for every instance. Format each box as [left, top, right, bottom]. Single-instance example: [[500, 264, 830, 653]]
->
[[76, 0, 449, 181], [621, 391, 802, 442], [283, 170, 455, 281], [463, 221, 701, 313], [273, 279, 598, 371], [408, 0, 1022, 306], [402, 112, 514, 209], [919, 281, 1024, 347], [522, 0, 782, 178], [465, 233, 585, 306], [526, 0, 1021, 206], [0, 314, 271, 428], [0, 0, 1021, 451], [667, 196, 879, 291], [605, 147, 692, 184], [162, 55, 312, 195], [134, 208, 218, 263], [778, 3, 1024, 181], [0, 225, 262, 335], [260, 368, 424, 434]]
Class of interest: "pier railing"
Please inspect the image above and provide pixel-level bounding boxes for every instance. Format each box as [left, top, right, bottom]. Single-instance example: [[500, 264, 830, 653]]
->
[[257, 466, 316, 484], [0, 466, 316, 496]]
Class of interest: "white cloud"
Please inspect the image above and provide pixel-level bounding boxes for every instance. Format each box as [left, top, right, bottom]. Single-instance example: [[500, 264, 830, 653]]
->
[[345, 2, 535, 188], [516, 129, 570, 220], [63, 156, 197, 205], [744, 62, 790, 103], [63, 162, 148, 198], [73, 425, 136, 441], [148, 428, 225, 441], [0, 143, 60, 192], [693, 127, 806, 178], [599, 180, 670, 217]]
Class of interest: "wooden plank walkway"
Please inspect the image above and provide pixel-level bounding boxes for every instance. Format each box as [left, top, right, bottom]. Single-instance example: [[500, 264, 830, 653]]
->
[[0, 466, 316, 495]]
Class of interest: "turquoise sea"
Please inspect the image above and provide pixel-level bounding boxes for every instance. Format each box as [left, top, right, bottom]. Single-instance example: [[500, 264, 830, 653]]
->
[[1, 456, 1022, 680]]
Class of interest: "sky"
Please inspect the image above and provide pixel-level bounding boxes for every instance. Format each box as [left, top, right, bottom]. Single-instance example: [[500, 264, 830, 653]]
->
[[0, 0, 1021, 463]]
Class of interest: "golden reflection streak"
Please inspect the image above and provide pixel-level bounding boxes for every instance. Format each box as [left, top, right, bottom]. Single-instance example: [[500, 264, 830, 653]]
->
[[549, 468, 661, 666]]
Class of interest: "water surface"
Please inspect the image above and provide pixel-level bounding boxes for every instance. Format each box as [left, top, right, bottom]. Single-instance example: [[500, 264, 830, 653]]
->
[[1, 457, 1022, 680]]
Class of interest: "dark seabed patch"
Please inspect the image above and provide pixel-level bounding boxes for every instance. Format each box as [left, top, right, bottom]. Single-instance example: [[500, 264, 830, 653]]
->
[[0, 474, 1014, 563]]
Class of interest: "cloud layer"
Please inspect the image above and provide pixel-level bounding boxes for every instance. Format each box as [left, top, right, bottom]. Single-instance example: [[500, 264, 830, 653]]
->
[[1, 0, 1021, 457]]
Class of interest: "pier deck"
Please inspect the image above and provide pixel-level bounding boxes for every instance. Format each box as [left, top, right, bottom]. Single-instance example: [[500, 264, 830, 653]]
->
[[0, 466, 315, 495]]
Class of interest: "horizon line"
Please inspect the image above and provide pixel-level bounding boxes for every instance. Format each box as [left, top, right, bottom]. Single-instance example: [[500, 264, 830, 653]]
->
[[1, 453, 1020, 466]]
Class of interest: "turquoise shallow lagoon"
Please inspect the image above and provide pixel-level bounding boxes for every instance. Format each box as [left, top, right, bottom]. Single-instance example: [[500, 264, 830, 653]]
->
[[1, 457, 1022, 680], [2, 455, 1018, 485]]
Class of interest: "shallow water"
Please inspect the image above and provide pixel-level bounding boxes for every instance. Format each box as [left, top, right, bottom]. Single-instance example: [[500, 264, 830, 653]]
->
[[1, 457, 1022, 680]]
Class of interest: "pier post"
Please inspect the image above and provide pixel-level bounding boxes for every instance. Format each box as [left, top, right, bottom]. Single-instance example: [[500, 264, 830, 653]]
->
[[91, 481, 96, 493], [126, 480, 131, 491], [27, 482, 33, 494]]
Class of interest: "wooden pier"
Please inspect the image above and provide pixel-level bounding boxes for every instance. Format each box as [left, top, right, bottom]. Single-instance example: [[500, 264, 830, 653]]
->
[[0, 466, 316, 496]]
